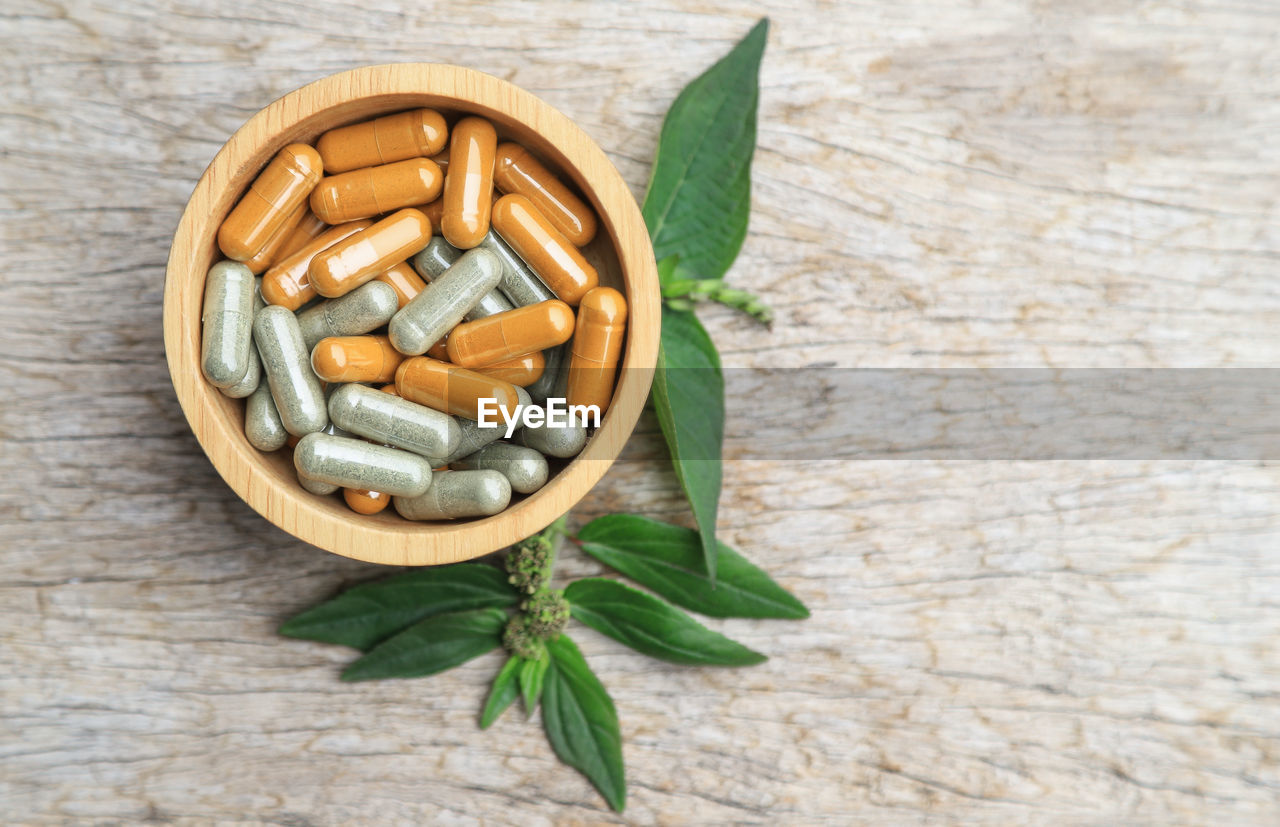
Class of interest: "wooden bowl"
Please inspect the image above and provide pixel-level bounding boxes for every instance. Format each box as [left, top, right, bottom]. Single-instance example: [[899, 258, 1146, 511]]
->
[[164, 64, 659, 565]]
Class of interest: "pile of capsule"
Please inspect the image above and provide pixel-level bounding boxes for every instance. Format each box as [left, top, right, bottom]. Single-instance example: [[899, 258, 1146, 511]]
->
[[200, 108, 627, 520]]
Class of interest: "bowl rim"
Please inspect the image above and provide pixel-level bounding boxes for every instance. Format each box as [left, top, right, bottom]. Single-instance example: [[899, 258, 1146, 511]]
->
[[163, 63, 659, 566]]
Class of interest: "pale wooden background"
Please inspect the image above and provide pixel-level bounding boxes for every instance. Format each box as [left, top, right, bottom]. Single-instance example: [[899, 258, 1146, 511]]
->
[[4, 0, 1280, 822]]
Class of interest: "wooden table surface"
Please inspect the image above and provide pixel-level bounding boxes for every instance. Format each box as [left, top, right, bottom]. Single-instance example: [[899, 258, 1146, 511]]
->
[[4, 1, 1279, 822]]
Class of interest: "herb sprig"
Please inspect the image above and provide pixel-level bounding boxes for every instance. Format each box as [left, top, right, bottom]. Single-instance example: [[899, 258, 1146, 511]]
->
[[281, 19, 794, 811]]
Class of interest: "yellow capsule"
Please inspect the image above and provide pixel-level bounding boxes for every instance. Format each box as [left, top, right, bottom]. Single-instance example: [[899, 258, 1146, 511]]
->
[[395, 357, 520, 421], [218, 144, 323, 262], [494, 143, 596, 246], [475, 352, 546, 387], [310, 158, 443, 224], [491, 194, 597, 305], [343, 487, 391, 515], [440, 117, 496, 249], [445, 300, 575, 368], [315, 108, 447, 174], [241, 200, 307, 275], [261, 220, 372, 310], [309, 208, 432, 298], [310, 334, 405, 384], [275, 208, 329, 261], [375, 261, 427, 309], [567, 287, 627, 414]]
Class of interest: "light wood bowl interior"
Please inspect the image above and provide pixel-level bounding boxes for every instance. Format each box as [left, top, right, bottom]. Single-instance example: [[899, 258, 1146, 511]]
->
[[163, 64, 659, 565]]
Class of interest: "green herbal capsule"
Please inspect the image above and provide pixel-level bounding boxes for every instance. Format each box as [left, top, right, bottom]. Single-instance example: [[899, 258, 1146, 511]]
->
[[512, 413, 588, 458], [412, 237, 513, 319], [317, 386, 356, 437], [442, 386, 531, 463], [297, 280, 399, 351], [222, 289, 265, 399], [245, 380, 287, 451], [328, 383, 460, 461], [393, 470, 511, 520], [298, 472, 339, 496], [254, 305, 328, 436], [220, 344, 262, 399], [389, 247, 503, 355], [294, 432, 432, 497], [442, 415, 505, 465], [201, 260, 256, 388], [451, 442, 548, 494], [524, 343, 566, 405], [480, 230, 555, 307], [320, 420, 354, 439]]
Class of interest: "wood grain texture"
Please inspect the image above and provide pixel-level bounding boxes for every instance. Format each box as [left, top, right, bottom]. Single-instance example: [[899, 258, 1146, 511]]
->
[[164, 63, 659, 566], [3, 0, 1280, 822]]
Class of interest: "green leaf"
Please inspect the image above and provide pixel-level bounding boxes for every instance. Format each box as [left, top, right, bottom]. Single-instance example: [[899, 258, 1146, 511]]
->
[[341, 608, 507, 682], [656, 254, 681, 283], [542, 635, 626, 812], [642, 18, 768, 285], [480, 655, 522, 729], [652, 304, 724, 581], [519, 650, 551, 716], [577, 514, 808, 619], [565, 579, 765, 667], [279, 564, 518, 651]]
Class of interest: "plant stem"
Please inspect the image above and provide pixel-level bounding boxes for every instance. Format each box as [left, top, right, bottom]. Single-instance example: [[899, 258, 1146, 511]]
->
[[544, 514, 568, 572], [662, 279, 772, 325]]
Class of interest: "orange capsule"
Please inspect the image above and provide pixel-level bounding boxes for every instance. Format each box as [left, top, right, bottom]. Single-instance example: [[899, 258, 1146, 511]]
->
[[395, 357, 520, 420], [494, 143, 596, 246], [261, 220, 372, 310], [445, 300, 575, 368], [315, 108, 448, 174], [343, 487, 391, 515], [310, 334, 405, 384], [427, 336, 450, 361], [310, 158, 444, 224], [475, 352, 546, 387], [309, 208, 432, 298], [218, 144, 323, 262], [440, 117, 496, 249], [430, 149, 449, 173], [375, 261, 427, 309], [241, 200, 307, 275], [275, 208, 328, 261], [567, 287, 627, 413], [420, 198, 444, 228], [491, 194, 597, 305]]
